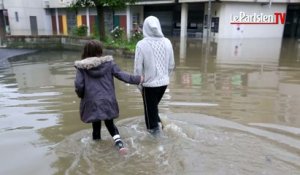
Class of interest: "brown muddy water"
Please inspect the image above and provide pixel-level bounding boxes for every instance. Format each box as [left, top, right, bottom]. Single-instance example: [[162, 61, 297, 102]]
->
[[0, 38, 300, 175]]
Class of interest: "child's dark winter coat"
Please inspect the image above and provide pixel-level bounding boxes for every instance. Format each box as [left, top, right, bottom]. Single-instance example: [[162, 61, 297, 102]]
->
[[74, 55, 141, 123]]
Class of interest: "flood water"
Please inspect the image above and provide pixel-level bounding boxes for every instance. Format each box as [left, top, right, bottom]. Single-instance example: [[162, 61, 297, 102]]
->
[[0, 38, 300, 175]]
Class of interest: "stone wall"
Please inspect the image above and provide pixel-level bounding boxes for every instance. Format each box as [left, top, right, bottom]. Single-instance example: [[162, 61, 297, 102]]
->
[[5, 35, 92, 50], [4, 35, 135, 58]]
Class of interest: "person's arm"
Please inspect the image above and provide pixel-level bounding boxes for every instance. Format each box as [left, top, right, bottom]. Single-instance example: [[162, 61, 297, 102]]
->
[[134, 45, 144, 91], [168, 41, 175, 77], [112, 62, 141, 85], [134, 45, 144, 77], [74, 68, 85, 98]]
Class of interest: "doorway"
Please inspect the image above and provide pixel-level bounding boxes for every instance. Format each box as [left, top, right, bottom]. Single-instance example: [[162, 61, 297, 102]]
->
[[30, 16, 38, 35], [283, 5, 300, 38]]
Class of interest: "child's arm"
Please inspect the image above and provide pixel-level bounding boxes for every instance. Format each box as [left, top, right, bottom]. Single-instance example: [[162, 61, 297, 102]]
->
[[74, 69, 85, 98], [112, 62, 141, 85]]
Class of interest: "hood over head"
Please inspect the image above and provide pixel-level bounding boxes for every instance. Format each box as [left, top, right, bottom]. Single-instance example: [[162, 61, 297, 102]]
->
[[142, 16, 164, 38], [74, 55, 113, 78]]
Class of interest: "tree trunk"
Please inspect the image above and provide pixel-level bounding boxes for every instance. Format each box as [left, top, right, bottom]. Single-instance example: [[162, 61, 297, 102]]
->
[[96, 5, 105, 41]]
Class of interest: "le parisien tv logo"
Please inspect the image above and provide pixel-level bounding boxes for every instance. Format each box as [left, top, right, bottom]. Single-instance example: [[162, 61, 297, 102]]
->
[[230, 12, 286, 24]]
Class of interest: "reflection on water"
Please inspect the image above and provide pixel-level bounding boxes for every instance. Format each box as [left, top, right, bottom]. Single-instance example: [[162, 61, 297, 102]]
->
[[216, 38, 282, 65], [0, 37, 4, 47], [173, 38, 300, 126], [0, 39, 300, 174]]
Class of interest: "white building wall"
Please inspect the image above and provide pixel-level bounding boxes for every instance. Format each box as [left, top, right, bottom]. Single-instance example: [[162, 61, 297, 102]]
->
[[205, 2, 287, 38], [76, 8, 97, 16], [4, 0, 52, 35]]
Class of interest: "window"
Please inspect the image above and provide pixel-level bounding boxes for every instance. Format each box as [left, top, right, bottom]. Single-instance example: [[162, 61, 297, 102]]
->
[[15, 12, 19, 22]]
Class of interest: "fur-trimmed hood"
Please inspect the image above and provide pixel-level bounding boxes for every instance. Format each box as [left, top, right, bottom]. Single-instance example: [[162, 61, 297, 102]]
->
[[74, 55, 113, 69], [74, 55, 114, 78]]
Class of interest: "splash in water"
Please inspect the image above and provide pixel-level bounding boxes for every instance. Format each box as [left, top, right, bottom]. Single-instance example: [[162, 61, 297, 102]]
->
[[54, 113, 300, 175]]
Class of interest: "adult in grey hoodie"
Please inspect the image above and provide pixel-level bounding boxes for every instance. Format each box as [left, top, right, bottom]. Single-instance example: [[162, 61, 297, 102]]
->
[[74, 40, 142, 152], [134, 16, 175, 132]]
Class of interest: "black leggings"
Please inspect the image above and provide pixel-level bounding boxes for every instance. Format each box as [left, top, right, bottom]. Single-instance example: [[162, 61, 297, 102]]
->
[[142, 86, 167, 130], [92, 119, 119, 139]]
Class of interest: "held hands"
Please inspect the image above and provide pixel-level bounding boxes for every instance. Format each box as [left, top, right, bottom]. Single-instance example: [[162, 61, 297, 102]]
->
[[140, 76, 144, 84], [137, 76, 143, 94]]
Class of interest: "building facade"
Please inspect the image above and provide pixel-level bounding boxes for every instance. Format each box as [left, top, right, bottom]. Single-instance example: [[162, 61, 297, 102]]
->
[[0, 0, 299, 38], [0, 0, 8, 38]]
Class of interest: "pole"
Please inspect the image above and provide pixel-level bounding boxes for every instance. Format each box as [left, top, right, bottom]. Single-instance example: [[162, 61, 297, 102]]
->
[[86, 7, 90, 36], [206, 0, 212, 40], [180, 3, 188, 38], [205, 0, 212, 73], [55, 8, 59, 35]]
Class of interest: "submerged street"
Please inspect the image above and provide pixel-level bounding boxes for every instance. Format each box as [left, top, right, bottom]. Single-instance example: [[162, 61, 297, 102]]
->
[[0, 38, 300, 174]]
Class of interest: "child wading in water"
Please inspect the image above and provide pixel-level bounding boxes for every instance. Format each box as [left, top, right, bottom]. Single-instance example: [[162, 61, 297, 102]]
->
[[74, 40, 143, 154]]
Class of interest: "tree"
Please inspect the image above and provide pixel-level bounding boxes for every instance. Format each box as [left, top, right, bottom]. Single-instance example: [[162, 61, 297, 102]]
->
[[70, 0, 136, 41]]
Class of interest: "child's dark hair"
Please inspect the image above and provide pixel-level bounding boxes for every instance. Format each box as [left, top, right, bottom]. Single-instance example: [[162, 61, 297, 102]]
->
[[81, 40, 103, 59]]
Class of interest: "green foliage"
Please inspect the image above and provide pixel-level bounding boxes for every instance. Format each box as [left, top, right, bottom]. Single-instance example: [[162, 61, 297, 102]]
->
[[103, 31, 125, 49], [91, 25, 99, 39], [69, 0, 137, 41], [69, 0, 95, 12], [70, 0, 136, 9], [130, 29, 143, 44], [102, 26, 143, 53], [110, 26, 125, 41], [72, 25, 88, 37], [124, 42, 138, 53], [103, 37, 137, 53]]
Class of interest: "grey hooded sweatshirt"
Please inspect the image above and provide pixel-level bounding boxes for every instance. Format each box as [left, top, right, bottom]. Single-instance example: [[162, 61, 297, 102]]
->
[[134, 16, 175, 88], [74, 55, 141, 123]]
